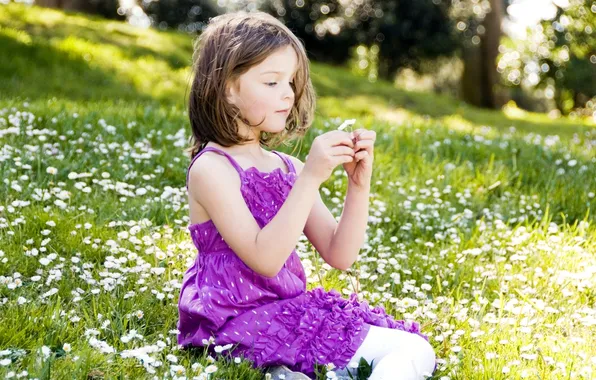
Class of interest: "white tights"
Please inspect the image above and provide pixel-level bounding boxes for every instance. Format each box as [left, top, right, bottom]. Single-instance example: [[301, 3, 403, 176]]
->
[[333, 325, 436, 380]]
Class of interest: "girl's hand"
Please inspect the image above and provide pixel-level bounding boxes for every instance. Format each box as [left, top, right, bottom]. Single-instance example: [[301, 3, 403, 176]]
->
[[302, 130, 355, 186], [343, 128, 376, 190]]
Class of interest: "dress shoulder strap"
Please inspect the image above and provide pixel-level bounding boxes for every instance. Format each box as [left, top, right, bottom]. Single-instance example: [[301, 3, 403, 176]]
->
[[186, 146, 244, 190], [272, 151, 296, 174]]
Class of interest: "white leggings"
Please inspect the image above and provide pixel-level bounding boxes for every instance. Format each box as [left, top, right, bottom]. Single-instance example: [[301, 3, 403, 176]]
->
[[334, 325, 436, 380]]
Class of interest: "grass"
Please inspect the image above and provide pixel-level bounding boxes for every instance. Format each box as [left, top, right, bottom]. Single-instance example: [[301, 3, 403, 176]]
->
[[1, 2, 596, 379]]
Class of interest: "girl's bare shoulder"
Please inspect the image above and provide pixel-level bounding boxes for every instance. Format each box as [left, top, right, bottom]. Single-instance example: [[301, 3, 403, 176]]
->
[[187, 151, 241, 202]]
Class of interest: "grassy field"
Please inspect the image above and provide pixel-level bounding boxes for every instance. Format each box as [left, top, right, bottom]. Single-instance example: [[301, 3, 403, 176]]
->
[[1, 3, 596, 379]]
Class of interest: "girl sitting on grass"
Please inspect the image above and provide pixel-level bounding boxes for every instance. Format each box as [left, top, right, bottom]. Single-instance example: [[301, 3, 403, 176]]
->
[[178, 10, 436, 380]]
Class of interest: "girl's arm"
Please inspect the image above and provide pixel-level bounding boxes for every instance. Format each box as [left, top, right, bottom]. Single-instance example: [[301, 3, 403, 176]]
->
[[188, 132, 355, 278], [289, 156, 370, 271], [292, 128, 376, 270]]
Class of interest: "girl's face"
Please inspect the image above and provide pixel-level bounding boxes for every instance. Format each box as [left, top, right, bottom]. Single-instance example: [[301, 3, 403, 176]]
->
[[226, 45, 297, 139]]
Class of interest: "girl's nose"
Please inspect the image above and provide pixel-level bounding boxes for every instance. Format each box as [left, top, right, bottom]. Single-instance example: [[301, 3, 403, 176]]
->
[[283, 83, 294, 101]]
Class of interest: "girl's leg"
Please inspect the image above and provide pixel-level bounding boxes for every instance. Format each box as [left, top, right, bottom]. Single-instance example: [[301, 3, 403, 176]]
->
[[336, 324, 435, 380]]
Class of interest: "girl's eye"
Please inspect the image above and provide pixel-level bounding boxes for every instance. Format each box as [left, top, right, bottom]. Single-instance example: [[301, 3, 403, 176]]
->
[[266, 82, 295, 89]]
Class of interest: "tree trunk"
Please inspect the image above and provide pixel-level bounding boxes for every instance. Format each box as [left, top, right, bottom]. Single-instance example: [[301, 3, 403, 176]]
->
[[482, 0, 503, 108], [461, 42, 484, 107], [461, 0, 503, 109]]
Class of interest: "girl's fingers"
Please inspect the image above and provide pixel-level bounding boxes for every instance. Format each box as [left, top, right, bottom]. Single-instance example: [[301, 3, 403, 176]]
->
[[324, 130, 355, 148], [330, 145, 356, 157], [353, 129, 376, 142], [335, 154, 354, 165], [355, 150, 368, 161], [354, 139, 375, 152]]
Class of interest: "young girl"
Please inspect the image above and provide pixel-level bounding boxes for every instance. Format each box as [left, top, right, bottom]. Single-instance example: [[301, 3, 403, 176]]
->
[[178, 11, 436, 380]]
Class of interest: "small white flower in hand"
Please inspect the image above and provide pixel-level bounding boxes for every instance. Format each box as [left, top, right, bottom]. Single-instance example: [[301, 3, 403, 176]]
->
[[337, 119, 356, 131]]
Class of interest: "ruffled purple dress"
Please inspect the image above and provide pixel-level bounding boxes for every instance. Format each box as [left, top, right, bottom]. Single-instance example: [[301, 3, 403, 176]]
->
[[177, 146, 427, 377]]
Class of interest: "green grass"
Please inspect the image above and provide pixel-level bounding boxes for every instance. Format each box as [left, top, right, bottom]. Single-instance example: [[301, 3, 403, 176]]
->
[[1, 2, 596, 379]]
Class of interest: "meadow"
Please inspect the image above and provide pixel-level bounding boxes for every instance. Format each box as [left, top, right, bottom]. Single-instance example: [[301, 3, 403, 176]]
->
[[1, 3, 595, 379]]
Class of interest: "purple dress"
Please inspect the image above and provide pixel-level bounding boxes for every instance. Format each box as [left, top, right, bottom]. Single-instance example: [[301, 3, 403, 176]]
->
[[177, 146, 427, 377]]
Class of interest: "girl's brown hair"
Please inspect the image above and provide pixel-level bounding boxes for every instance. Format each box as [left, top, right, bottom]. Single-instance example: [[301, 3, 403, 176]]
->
[[186, 11, 316, 159]]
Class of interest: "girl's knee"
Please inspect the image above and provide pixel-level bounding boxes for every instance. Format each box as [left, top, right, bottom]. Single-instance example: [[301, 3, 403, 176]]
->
[[406, 334, 436, 374], [353, 327, 436, 379]]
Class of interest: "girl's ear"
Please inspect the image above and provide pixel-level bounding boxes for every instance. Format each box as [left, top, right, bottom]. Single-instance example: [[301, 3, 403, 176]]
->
[[225, 78, 239, 105]]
